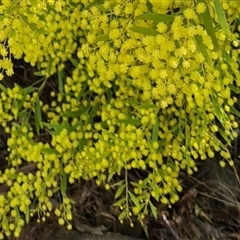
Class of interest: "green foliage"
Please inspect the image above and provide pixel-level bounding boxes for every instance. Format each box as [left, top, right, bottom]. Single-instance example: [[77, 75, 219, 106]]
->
[[0, 0, 239, 238]]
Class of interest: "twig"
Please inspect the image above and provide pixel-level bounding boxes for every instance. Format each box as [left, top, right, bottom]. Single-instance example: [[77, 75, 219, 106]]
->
[[162, 213, 181, 240]]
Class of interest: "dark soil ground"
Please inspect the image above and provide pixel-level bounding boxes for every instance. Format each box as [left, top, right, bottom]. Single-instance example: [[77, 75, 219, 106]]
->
[[2, 60, 240, 240]]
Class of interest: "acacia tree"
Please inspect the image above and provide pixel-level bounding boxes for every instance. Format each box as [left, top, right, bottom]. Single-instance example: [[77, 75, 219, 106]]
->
[[0, 0, 239, 238]]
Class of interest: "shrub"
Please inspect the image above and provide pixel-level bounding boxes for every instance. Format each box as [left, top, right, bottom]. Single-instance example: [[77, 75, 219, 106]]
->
[[0, 0, 239, 238]]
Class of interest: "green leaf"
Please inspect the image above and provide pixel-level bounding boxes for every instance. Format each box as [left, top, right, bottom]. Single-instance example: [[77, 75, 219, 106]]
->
[[199, 1, 219, 49], [0, 83, 7, 93], [116, 119, 141, 125], [57, 69, 64, 94], [136, 13, 174, 22], [34, 98, 42, 135], [29, 0, 37, 6], [142, 224, 149, 240], [85, 0, 104, 10], [46, 3, 56, 12], [38, 78, 47, 96], [211, 94, 227, 124], [14, 206, 20, 225], [106, 88, 112, 103], [113, 198, 126, 207], [78, 138, 86, 151], [118, 210, 127, 221], [24, 205, 30, 224], [70, 58, 78, 67], [34, 26, 47, 35], [9, 28, 16, 39], [42, 122, 61, 130], [209, 132, 227, 150], [218, 127, 232, 144], [63, 106, 90, 118], [230, 106, 240, 118], [67, 0, 78, 7], [19, 14, 47, 34], [0, 15, 5, 21], [22, 86, 37, 95], [128, 191, 140, 208], [222, 50, 232, 66], [152, 118, 159, 142], [130, 181, 140, 188], [33, 70, 46, 77], [90, 101, 99, 116], [149, 201, 157, 219], [42, 123, 64, 135], [96, 34, 110, 42], [126, 78, 143, 90], [213, 0, 231, 36], [41, 148, 60, 155], [129, 26, 159, 36], [2, 215, 9, 231], [111, 180, 124, 188], [138, 104, 157, 109], [46, 58, 54, 76], [115, 184, 125, 199], [171, 124, 179, 133], [12, 99, 19, 118], [228, 84, 240, 94], [136, 193, 149, 201], [77, 82, 88, 101], [195, 35, 213, 67], [61, 171, 67, 195], [95, 4, 108, 11], [3, 0, 19, 14], [146, 0, 153, 12]]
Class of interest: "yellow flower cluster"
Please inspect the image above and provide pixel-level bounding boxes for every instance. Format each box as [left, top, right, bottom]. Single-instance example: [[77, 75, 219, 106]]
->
[[1, 0, 80, 76], [0, 0, 239, 237], [0, 84, 75, 236], [1, 122, 76, 236]]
